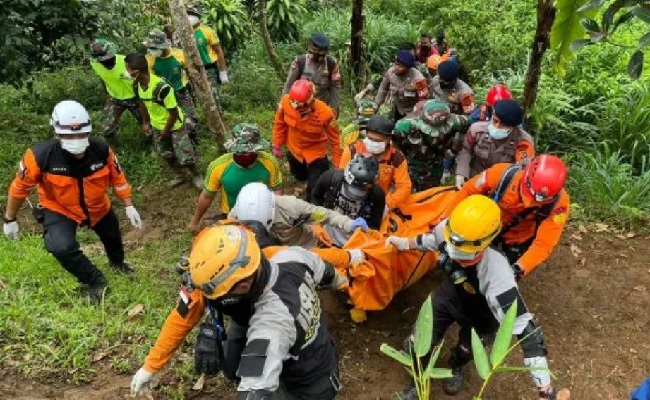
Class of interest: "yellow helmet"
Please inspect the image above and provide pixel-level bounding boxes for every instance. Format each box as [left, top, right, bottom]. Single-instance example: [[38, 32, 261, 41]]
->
[[443, 195, 502, 253], [188, 224, 261, 299]]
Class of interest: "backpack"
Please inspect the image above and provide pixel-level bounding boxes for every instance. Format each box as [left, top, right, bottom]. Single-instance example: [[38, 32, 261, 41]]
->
[[296, 54, 337, 83], [490, 164, 558, 238]]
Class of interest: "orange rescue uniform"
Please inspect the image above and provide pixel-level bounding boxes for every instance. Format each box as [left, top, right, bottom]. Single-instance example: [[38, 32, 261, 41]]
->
[[272, 95, 342, 166], [444, 163, 570, 275], [339, 141, 412, 210], [9, 141, 132, 226]]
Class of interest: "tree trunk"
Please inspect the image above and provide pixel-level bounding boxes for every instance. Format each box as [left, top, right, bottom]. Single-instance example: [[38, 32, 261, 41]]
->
[[257, 0, 285, 80], [522, 0, 556, 127], [350, 0, 364, 89], [168, 0, 228, 148]]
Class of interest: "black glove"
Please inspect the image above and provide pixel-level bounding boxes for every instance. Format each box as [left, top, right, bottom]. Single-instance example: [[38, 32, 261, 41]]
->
[[194, 322, 222, 375], [512, 263, 524, 281]]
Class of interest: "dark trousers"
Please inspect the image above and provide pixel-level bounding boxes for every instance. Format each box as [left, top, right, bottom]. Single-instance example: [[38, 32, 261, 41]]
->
[[287, 154, 330, 202], [494, 237, 534, 265], [43, 208, 124, 285], [223, 322, 339, 400], [431, 281, 499, 361]]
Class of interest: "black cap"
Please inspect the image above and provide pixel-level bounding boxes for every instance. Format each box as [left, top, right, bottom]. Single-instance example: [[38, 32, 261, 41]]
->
[[367, 115, 394, 136], [438, 60, 460, 81], [493, 99, 524, 127], [310, 32, 331, 49]]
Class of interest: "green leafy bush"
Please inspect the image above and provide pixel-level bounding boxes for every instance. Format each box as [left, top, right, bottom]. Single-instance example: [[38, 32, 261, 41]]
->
[[200, 0, 252, 54]]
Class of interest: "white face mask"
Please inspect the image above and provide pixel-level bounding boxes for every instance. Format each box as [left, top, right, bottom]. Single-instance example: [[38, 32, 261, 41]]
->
[[188, 15, 200, 26], [487, 124, 510, 140], [363, 138, 387, 154], [61, 138, 90, 155], [147, 48, 163, 57], [445, 242, 479, 261]]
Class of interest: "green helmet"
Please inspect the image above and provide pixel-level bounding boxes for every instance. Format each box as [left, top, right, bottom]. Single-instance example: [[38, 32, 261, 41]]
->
[[142, 29, 170, 50], [412, 100, 454, 138], [224, 123, 269, 153], [393, 118, 414, 137], [357, 99, 377, 118], [90, 38, 117, 61]]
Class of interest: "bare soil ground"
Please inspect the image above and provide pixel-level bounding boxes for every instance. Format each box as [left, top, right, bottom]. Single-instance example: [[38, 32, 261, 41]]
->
[[2, 184, 648, 399]]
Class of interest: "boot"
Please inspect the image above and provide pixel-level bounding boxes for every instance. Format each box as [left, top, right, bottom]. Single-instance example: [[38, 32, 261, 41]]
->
[[443, 345, 472, 395], [82, 275, 108, 304], [110, 262, 135, 276]]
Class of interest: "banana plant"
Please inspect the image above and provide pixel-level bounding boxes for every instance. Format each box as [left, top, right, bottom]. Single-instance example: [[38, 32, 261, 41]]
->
[[260, 0, 307, 42], [200, 0, 252, 53], [380, 297, 452, 400]]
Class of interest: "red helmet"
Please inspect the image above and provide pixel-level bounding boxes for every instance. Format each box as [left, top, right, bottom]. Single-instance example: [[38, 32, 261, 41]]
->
[[521, 154, 567, 203], [288, 79, 315, 108], [485, 84, 513, 107]]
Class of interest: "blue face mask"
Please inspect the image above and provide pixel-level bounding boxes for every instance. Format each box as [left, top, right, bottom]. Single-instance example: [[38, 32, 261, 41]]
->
[[487, 124, 510, 140]]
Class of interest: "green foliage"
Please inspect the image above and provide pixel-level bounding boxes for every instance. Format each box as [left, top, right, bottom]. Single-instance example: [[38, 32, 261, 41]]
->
[[551, 0, 599, 75], [470, 302, 550, 399], [380, 297, 451, 399], [199, 0, 252, 54], [567, 145, 650, 225], [263, 0, 308, 43]]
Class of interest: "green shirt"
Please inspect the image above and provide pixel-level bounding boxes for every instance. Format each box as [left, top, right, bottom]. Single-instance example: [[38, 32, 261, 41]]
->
[[193, 24, 220, 66], [204, 152, 282, 212], [136, 74, 184, 131], [146, 49, 187, 92], [90, 55, 135, 100]]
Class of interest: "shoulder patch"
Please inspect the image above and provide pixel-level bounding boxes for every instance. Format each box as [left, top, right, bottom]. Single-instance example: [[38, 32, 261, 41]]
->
[[390, 149, 406, 166]]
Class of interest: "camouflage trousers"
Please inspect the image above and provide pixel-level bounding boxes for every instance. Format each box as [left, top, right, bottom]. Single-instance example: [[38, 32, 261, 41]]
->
[[177, 87, 198, 136], [408, 158, 444, 192], [205, 67, 221, 107], [101, 97, 144, 137], [152, 122, 199, 167]]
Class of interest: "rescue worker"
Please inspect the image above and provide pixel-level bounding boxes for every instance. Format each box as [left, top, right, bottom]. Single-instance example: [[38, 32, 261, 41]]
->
[[272, 80, 341, 202], [374, 50, 428, 122], [340, 99, 377, 148], [456, 99, 535, 188], [282, 32, 342, 117], [89, 39, 144, 138], [469, 83, 513, 124], [415, 33, 439, 64], [3, 101, 141, 303], [339, 115, 412, 211], [129, 224, 345, 399], [426, 54, 443, 78], [429, 60, 475, 116], [433, 31, 470, 84], [392, 100, 469, 190], [189, 124, 283, 234], [312, 153, 385, 246], [143, 29, 198, 136], [186, 5, 229, 105], [386, 195, 558, 400], [445, 155, 570, 278], [229, 183, 368, 248], [126, 53, 202, 189]]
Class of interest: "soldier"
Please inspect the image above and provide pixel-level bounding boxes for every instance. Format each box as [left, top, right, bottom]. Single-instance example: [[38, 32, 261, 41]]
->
[[189, 124, 283, 234], [340, 99, 377, 148], [143, 29, 199, 137], [125, 53, 202, 189], [374, 50, 428, 122], [186, 5, 229, 105], [89, 39, 144, 139], [429, 60, 475, 116], [456, 99, 535, 188], [3, 101, 141, 303], [282, 32, 342, 117], [393, 100, 469, 190]]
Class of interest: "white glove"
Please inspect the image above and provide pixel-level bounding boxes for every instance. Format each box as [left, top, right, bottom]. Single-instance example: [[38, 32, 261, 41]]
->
[[455, 175, 466, 189], [3, 221, 19, 240], [330, 272, 349, 290], [347, 249, 365, 265], [130, 367, 155, 395], [219, 70, 229, 83], [441, 170, 452, 184], [385, 236, 410, 251], [125, 206, 142, 229]]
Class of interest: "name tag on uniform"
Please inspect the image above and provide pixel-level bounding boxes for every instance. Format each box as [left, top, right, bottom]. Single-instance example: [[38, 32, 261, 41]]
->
[[404, 91, 416, 97]]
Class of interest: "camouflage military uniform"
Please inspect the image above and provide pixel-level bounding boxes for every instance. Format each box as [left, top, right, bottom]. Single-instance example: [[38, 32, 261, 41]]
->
[[223, 123, 270, 153], [393, 100, 469, 191], [101, 98, 143, 138], [152, 124, 198, 166]]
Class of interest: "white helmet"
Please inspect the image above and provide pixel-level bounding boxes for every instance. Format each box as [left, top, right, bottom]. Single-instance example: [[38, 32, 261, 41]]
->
[[50, 100, 92, 134], [232, 183, 276, 230]]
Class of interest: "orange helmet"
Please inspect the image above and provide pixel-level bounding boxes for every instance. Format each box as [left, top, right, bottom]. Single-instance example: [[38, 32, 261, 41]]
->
[[187, 224, 261, 299], [427, 54, 442, 71]]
